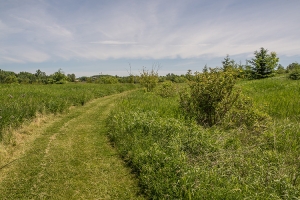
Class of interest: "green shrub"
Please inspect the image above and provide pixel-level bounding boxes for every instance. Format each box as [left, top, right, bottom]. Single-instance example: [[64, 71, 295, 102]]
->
[[139, 67, 159, 92], [289, 68, 300, 80], [180, 69, 240, 127], [154, 81, 177, 98], [221, 94, 271, 132]]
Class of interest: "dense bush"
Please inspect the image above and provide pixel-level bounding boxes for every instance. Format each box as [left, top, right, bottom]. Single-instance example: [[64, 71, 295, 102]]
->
[[154, 81, 178, 98], [180, 69, 240, 127], [289, 68, 300, 80]]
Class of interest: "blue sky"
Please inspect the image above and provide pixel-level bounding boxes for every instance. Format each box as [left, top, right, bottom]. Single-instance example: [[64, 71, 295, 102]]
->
[[0, 0, 299, 77]]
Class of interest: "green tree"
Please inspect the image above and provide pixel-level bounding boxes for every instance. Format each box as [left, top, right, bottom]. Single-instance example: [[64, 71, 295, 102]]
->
[[51, 69, 67, 84], [185, 69, 193, 81], [67, 73, 76, 82], [17, 72, 37, 84], [4, 74, 18, 83], [248, 47, 279, 79], [276, 64, 286, 74], [35, 69, 47, 83], [222, 55, 236, 72], [286, 62, 300, 72]]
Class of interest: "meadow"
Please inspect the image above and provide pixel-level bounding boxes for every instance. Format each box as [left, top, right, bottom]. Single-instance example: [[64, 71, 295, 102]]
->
[[107, 76, 300, 199], [0, 83, 138, 140]]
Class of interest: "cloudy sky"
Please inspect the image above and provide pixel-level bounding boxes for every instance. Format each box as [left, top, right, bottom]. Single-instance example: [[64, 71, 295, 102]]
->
[[0, 0, 299, 76]]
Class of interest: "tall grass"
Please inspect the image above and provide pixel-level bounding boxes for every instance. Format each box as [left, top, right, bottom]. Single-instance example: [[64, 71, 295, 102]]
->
[[239, 76, 300, 120], [0, 83, 137, 139], [107, 78, 300, 199]]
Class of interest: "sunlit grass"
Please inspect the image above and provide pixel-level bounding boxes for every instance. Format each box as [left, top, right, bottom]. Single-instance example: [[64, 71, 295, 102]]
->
[[0, 83, 138, 139], [107, 78, 300, 199], [239, 76, 300, 120]]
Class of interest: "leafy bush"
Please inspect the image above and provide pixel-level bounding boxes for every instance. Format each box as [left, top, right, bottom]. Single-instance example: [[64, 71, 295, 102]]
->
[[289, 68, 300, 80], [154, 81, 177, 98], [221, 94, 271, 132], [180, 69, 240, 127]]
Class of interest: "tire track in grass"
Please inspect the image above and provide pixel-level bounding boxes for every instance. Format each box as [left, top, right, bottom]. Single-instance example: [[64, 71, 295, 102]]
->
[[0, 92, 143, 199]]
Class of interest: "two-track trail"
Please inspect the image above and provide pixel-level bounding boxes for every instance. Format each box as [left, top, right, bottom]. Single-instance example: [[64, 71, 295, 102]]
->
[[0, 91, 143, 199]]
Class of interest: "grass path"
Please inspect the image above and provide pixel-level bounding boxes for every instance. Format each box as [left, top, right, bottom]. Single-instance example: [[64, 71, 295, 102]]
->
[[0, 92, 143, 199]]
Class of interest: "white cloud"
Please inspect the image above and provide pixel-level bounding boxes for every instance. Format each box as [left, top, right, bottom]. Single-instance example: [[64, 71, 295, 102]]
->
[[0, 0, 299, 65], [90, 41, 137, 45]]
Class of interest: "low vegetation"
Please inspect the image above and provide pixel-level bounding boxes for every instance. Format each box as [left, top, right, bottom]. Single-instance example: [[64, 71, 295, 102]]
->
[[1, 47, 299, 199], [0, 83, 138, 140], [107, 75, 300, 199]]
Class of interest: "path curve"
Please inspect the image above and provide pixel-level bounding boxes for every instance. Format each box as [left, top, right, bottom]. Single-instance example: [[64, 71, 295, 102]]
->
[[0, 92, 143, 199]]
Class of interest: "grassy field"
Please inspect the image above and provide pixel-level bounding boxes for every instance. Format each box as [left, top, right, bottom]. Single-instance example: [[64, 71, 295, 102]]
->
[[107, 77, 300, 199], [239, 76, 300, 120], [0, 91, 143, 199], [0, 83, 138, 140]]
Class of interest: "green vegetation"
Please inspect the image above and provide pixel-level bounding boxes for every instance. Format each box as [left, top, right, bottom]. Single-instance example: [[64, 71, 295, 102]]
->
[[0, 83, 138, 139], [0, 92, 143, 199], [107, 76, 300, 199], [179, 68, 240, 127], [248, 47, 279, 79], [139, 67, 159, 92], [240, 76, 300, 120], [154, 81, 178, 98], [1, 47, 299, 199]]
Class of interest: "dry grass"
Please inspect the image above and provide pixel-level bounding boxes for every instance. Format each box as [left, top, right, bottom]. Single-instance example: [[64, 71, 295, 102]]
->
[[0, 112, 58, 171]]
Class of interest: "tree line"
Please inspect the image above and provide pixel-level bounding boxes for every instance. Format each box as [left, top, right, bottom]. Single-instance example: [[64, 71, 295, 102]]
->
[[1, 47, 299, 84]]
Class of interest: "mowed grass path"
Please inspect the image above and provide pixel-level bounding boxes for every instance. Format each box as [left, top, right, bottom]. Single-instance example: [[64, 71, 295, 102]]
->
[[0, 92, 143, 199]]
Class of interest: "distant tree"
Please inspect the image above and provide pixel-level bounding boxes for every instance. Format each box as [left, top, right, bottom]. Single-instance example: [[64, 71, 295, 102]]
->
[[4, 74, 18, 83], [248, 47, 279, 79], [222, 55, 236, 72], [203, 65, 208, 73], [276, 64, 286, 74], [286, 62, 300, 72], [51, 69, 67, 84], [35, 69, 47, 83], [67, 73, 76, 82], [17, 72, 36, 84], [185, 69, 193, 81]]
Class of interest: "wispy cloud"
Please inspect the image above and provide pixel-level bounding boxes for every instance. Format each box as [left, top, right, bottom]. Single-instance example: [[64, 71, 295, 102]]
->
[[90, 41, 137, 45], [0, 0, 299, 67]]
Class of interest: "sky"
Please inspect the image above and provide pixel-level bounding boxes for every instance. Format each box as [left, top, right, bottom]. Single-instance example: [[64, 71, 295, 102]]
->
[[0, 0, 300, 77]]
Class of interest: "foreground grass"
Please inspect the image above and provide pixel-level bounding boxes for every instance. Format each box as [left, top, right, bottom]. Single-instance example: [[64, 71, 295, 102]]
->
[[107, 78, 300, 199], [0, 92, 143, 199]]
